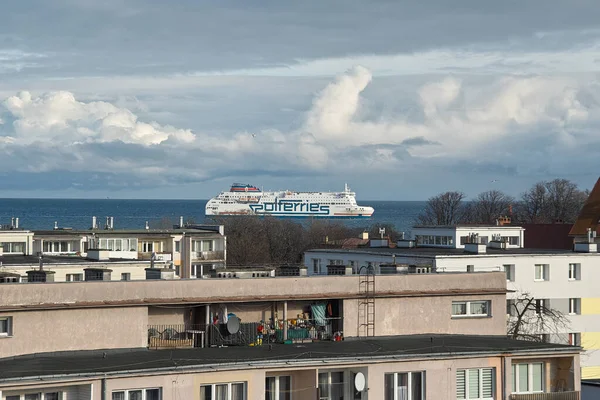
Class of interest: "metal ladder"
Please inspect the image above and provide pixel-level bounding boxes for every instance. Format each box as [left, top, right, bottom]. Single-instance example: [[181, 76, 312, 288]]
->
[[358, 265, 375, 337]]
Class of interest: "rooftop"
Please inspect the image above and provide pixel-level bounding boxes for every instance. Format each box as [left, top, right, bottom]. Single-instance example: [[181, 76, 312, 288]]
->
[[0, 334, 579, 382], [413, 225, 523, 229], [31, 226, 222, 236], [307, 247, 590, 257]]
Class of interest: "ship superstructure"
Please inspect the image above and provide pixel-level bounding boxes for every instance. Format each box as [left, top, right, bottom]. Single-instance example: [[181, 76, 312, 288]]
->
[[205, 183, 374, 218]]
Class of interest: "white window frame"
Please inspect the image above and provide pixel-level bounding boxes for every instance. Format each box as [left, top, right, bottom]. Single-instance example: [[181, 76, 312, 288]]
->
[[456, 368, 495, 400], [511, 362, 544, 394], [384, 371, 425, 400], [569, 298, 581, 315], [111, 388, 161, 400], [6, 393, 63, 400], [0, 316, 13, 337], [568, 264, 580, 281], [66, 273, 83, 282], [535, 299, 547, 315], [504, 264, 515, 282], [534, 264, 549, 281], [318, 371, 345, 400], [266, 375, 292, 400], [569, 333, 581, 346], [121, 273, 131, 281], [200, 382, 246, 400], [452, 301, 491, 318]]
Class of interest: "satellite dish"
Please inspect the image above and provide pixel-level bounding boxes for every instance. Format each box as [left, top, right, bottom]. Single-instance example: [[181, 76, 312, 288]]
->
[[226, 316, 240, 335], [354, 372, 366, 392]]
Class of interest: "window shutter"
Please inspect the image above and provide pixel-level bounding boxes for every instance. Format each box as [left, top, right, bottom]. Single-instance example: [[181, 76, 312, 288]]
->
[[456, 370, 466, 399], [481, 368, 493, 397], [468, 369, 480, 398]]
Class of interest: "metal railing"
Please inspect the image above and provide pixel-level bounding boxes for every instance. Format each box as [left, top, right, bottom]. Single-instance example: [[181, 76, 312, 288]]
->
[[194, 250, 225, 260], [510, 392, 580, 400], [148, 324, 206, 349]]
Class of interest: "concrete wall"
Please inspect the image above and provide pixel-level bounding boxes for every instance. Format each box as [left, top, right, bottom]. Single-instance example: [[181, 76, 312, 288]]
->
[[0, 272, 507, 310], [343, 293, 506, 337], [0, 307, 147, 359], [148, 306, 187, 325]]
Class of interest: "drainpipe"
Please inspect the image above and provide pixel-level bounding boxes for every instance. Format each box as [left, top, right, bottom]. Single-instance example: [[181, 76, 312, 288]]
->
[[101, 376, 107, 400]]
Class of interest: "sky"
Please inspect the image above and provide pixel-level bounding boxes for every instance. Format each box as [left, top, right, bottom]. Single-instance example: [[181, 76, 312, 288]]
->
[[1, 0, 600, 200]]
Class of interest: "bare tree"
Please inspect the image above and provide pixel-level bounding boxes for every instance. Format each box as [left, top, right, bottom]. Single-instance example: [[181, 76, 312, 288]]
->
[[466, 190, 514, 224], [516, 179, 588, 223], [507, 292, 570, 342], [517, 182, 547, 223], [416, 191, 466, 225]]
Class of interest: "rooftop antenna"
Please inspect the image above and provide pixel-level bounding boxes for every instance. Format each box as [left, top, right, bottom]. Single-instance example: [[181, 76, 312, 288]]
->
[[379, 227, 386, 239]]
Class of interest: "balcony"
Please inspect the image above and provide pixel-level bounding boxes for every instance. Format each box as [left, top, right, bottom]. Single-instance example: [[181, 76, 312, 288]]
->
[[148, 324, 205, 349], [148, 317, 342, 349], [510, 392, 580, 400], [193, 250, 225, 261], [139, 252, 172, 261]]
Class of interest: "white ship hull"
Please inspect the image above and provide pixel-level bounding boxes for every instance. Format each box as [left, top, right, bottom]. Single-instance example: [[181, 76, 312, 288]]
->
[[205, 183, 374, 218]]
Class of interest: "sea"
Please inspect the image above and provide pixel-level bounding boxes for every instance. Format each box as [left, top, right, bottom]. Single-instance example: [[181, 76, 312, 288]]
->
[[0, 199, 426, 235]]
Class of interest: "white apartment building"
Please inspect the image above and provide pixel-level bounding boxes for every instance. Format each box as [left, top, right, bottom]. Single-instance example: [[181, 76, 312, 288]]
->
[[304, 225, 600, 379]]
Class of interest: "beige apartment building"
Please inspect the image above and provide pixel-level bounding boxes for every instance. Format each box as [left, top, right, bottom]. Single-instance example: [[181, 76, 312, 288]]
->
[[0, 271, 581, 399], [0, 220, 226, 282]]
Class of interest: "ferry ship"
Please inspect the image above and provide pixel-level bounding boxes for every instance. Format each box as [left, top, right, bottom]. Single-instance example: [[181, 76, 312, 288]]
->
[[205, 183, 374, 218]]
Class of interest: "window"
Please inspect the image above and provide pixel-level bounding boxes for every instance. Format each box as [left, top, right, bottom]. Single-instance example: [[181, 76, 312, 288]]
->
[[25, 395, 41, 400], [6, 396, 20, 400], [266, 376, 291, 400], [535, 299, 547, 315], [534, 264, 549, 281], [312, 259, 320, 274], [66, 273, 83, 282], [200, 382, 246, 400], [121, 273, 131, 281], [141, 242, 154, 252], [0, 242, 26, 254], [457, 368, 494, 400], [506, 300, 516, 317], [569, 298, 581, 315], [452, 301, 491, 317], [0, 316, 13, 337], [44, 394, 60, 400], [194, 240, 214, 252], [175, 241, 181, 252], [569, 333, 581, 346], [385, 371, 424, 400], [318, 371, 344, 400], [568, 264, 581, 280], [511, 363, 543, 393], [112, 388, 161, 400], [467, 265, 475, 273], [504, 265, 515, 282], [5, 395, 59, 400]]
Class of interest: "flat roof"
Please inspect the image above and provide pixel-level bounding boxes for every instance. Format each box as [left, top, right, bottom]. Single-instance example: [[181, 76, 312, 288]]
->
[[307, 247, 589, 257], [32, 227, 221, 236], [0, 335, 578, 382]]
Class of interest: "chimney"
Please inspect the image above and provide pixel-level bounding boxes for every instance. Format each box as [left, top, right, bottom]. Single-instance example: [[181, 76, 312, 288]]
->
[[105, 216, 110, 230], [10, 217, 14, 228], [54, 221, 58, 230], [145, 221, 149, 230], [110, 217, 114, 229], [92, 216, 97, 229], [14, 217, 19, 229], [180, 216, 184, 228]]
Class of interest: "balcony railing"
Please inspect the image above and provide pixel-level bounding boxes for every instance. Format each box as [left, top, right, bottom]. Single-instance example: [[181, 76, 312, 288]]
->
[[510, 392, 580, 400], [148, 324, 205, 349], [148, 317, 343, 349], [193, 250, 225, 260]]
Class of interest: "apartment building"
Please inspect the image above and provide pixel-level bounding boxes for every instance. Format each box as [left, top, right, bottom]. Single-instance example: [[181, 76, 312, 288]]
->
[[304, 225, 600, 379], [0, 271, 581, 399], [0, 218, 226, 282]]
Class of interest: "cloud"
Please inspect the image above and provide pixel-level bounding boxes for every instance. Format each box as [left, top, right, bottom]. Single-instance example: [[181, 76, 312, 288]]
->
[[1, 66, 600, 194]]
